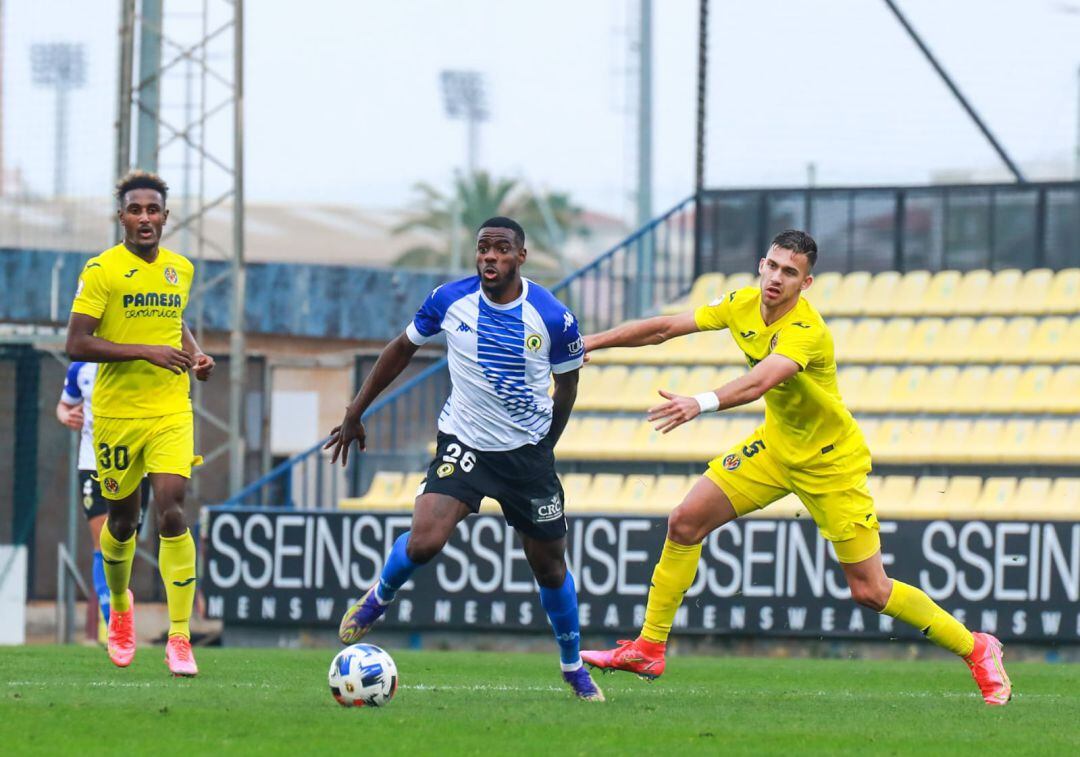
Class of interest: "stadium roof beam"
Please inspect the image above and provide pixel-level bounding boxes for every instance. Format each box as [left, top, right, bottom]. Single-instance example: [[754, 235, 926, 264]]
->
[[882, 0, 1026, 184], [116, 0, 248, 496]]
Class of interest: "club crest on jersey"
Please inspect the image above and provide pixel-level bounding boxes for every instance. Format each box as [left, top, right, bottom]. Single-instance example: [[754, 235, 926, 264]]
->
[[722, 454, 741, 471], [103, 477, 120, 494], [436, 463, 455, 479], [769, 333, 779, 352], [164, 266, 179, 285], [526, 334, 543, 352]]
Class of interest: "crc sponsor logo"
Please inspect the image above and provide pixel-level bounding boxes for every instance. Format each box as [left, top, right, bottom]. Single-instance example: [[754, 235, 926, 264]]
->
[[531, 492, 563, 523], [526, 334, 543, 352], [436, 463, 455, 479], [566, 336, 584, 355], [164, 266, 179, 285], [103, 477, 120, 495], [722, 454, 741, 471]]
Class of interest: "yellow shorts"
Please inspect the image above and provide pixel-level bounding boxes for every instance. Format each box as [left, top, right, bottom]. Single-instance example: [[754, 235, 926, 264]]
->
[[704, 425, 880, 563], [93, 412, 202, 500]]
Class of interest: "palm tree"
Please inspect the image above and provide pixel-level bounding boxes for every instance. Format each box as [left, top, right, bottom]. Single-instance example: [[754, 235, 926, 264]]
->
[[392, 172, 586, 278]]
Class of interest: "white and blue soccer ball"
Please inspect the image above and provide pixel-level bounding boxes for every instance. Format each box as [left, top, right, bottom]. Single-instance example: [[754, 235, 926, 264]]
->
[[328, 643, 398, 708]]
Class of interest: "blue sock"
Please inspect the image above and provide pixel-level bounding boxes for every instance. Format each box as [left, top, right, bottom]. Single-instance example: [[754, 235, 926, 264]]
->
[[92, 551, 110, 624], [539, 572, 582, 669], [376, 532, 418, 603]]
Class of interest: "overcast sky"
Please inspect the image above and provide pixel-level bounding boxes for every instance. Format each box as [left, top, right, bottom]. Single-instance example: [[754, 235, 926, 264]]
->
[[7, 0, 1080, 221]]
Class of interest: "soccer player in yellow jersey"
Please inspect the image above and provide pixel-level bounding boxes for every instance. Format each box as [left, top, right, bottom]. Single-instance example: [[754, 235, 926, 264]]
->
[[580, 230, 1012, 705], [65, 171, 214, 677]]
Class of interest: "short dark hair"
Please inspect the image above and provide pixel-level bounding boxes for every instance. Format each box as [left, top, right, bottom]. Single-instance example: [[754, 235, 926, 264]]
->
[[115, 170, 169, 205], [478, 216, 525, 247], [771, 229, 817, 269]]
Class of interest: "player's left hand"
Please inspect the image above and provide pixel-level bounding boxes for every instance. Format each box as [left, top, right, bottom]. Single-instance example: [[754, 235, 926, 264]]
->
[[192, 352, 215, 381], [647, 389, 700, 434]]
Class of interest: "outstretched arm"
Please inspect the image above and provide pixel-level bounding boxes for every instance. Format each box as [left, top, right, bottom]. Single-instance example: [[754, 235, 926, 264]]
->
[[324, 332, 421, 465], [65, 312, 193, 374], [583, 311, 699, 354], [544, 368, 579, 449], [647, 354, 801, 433]]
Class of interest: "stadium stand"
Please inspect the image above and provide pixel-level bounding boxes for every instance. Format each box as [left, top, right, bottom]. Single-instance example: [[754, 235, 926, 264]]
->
[[346, 266, 1080, 520]]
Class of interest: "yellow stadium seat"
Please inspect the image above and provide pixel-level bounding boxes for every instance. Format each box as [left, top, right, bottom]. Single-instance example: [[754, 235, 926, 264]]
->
[[974, 477, 1018, 517], [984, 366, 1022, 412], [874, 476, 916, 518], [726, 415, 759, 443], [1011, 366, 1053, 413], [997, 420, 1038, 464], [949, 366, 992, 413], [618, 475, 657, 513], [1026, 316, 1070, 363], [556, 417, 604, 459], [867, 418, 906, 462], [1027, 419, 1071, 466], [725, 272, 755, 292], [631, 417, 692, 462], [887, 366, 930, 413], [966, 419, 1006, 464], [919, 366, 960, 413], [954, 317, 1004, 363], [855, 367, 898, 413], [693, 416, 733, 460], [1047, 367, 1080, 413], [394, 473, 425, 507], [340, 471, 405, 510], [606, 418, 642, 460], [686, 273, 727, 307], [1048, 478, 1080, 516], [1047, 268, 1080, 314], [901, 475, 951, 518], [1017, 269, 1054, 314], [598, 366, 661, 411], [862, 271, 903, 317], [561, 474, 593, 510], [1008, 478, 1054, 519], [831, 271, 873, 315], [953, 270, 992, 316], [827, 319, 855, 361], [578, 473, 626, 511], [997, 317, 1038, 364], [836, 366, 869, 408], [873, 319, 915, 363], [904, 318, 946, 364], [1064, 421, 1080, 464], [938, 317, 977, 363], [906, 419, 942, 461], [920, 270, 963, 315], [943, 476, 984, 516], [642, 474, 692, 514], [803, 272, 843, 314], [576, 366, 629, 410], [937, 420, 974, 464], [1063, 318, 1080, 362], [986, 269, 1023, 315], [891, 271, 932, 316], [844, 319, 885, 363]]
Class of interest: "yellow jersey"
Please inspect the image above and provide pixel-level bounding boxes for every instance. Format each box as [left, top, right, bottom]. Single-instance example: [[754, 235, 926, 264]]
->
[[71, 243, 194, 419], [694, 286, 863, 466]]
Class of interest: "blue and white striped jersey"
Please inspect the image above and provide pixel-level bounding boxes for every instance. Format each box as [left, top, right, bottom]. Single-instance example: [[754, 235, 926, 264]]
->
[[405, 276, 584, 451], [60, 361, 99, 471]]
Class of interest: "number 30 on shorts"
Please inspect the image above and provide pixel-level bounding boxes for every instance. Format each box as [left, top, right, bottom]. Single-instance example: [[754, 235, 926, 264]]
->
[[98, 443, 130, 471], [442, 443, 476, 472]]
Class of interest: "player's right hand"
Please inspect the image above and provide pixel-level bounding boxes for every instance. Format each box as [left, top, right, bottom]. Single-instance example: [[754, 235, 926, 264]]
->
[[142, 345, 194, 374], [324, 410, 366, 466], [57, 403, 84, 430]]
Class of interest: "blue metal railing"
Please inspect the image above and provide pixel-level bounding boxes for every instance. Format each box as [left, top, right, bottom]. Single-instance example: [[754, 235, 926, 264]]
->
[[225, 195, 696, 507]]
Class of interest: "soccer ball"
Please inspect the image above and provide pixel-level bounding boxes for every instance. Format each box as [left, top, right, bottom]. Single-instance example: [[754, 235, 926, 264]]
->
[[328, 643, 398, 708]]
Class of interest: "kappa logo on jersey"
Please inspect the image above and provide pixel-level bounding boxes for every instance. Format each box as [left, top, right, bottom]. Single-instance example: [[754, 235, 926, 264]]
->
[[526, 334, 543, 352], [563, 311, 575, 332], [457, 322, 472, 333], [531, 492, 563, 523], [103, 477, 120, 494], [436, 462, 455, 478], [722, 454, 741, 471], [164, 266, 179, 285]]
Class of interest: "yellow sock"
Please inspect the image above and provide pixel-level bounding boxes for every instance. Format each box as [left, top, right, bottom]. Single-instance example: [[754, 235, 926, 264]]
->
[[159, 529, 197, 640], [641, 538, 702, 643], [99, 521, 135, 612], [882, 580, 974, 657]]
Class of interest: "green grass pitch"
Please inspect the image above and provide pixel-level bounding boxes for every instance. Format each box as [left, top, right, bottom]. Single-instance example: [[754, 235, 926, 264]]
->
[[3, 646, 1078, 755]]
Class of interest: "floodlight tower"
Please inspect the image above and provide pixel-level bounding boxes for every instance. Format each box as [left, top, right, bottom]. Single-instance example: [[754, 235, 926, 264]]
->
[[440, 70, 488, 176], [30, 43, 86, 199]]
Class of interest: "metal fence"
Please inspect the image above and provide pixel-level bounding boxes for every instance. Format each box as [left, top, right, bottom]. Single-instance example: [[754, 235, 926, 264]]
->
[[224, 196, 697, 507], [696, 181, 1080, 276]]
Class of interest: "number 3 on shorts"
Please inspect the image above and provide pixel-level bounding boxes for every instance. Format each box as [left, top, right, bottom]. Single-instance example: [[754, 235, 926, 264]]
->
[[98, 442, 130, 471]]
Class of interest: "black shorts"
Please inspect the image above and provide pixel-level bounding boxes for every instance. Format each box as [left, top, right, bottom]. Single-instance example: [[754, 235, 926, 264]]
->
[[421, 432, 566, 541], [79, 470, 151, 524]]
